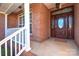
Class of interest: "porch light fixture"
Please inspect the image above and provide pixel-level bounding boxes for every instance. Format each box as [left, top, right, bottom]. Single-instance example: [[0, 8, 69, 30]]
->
[[56, 3, 61, 9]]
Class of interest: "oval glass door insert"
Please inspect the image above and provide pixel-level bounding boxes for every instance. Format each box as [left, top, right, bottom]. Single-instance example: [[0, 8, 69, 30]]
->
[[58, 18, 64, 29]]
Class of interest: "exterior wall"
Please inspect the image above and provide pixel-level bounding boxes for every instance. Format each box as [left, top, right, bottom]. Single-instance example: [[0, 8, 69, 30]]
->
[[74, 4, 79, 46], [31, 3, 74, 42], [7, 13, 18, 28], [31, 3, 50, 42], [0, 13, 5, 40]]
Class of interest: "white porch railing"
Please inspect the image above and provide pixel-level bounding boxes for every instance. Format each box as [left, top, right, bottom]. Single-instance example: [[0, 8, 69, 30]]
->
[[0, 27, 26, 56]]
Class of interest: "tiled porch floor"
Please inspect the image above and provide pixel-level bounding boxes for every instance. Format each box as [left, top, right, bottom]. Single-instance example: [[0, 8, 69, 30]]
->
[[31, 38, 79, 56]]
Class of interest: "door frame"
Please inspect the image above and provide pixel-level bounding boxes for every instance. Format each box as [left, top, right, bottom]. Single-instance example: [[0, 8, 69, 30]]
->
[[50, 6, 74, 39]]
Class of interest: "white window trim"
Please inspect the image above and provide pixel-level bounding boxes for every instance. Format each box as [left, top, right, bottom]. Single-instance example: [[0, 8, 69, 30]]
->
[[18, 13, 24, 28]]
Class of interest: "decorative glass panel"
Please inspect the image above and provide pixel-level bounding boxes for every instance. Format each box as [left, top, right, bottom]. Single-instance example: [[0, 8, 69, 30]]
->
[[52, 8, 72, 15], [69, 15, 72, 29], [52, 20, 54, 28], [58, 18, 64, 28]]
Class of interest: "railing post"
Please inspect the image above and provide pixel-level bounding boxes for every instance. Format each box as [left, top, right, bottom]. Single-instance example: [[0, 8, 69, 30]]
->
[[24, 3, 31, 51], [5, 14, 8, 37]]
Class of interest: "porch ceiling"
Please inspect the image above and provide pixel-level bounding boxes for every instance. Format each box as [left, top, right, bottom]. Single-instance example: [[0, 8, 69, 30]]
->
[[43, 3, 72, 10], [0, 3, 23, 14], [44, 3, 56, 9], [0, 3, 11, 12], [44, 3, 66, 9]]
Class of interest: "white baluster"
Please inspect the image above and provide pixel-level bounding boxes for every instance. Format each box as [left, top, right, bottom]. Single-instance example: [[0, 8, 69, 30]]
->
[[19, 33, 20, 52], [24, 29, 27, 47], [5, 42, 7, 56], [15, 36, 17, 55], [10, 39, 12, 56], [22, 31, 24, 48], [0, 46, 1, 56]]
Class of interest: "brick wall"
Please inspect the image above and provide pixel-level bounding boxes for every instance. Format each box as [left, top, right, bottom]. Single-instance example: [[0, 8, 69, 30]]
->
[[0, 13, 5, 40], [7, 13, 18, 28], [31, 3, 50, 42]]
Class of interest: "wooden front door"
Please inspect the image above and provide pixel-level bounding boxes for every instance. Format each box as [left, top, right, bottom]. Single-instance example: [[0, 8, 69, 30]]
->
[[54, 14, 66, 38], [51, 13, 74, 39]]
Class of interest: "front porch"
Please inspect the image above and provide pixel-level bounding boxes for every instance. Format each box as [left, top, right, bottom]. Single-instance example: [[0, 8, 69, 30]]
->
[[30, 3, 79, 56], [31, 38, 79, 56]]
